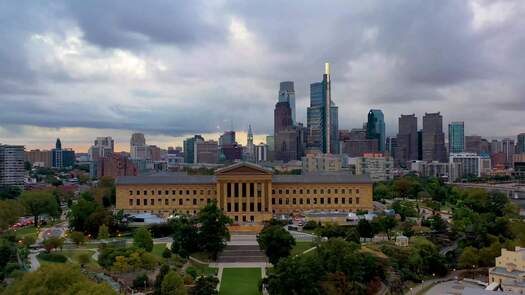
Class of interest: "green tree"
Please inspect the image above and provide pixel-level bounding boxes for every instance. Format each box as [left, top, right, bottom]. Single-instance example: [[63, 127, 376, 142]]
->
[[458, 246, 480, 269], [154, 264, 171, 295], [429, 215, 448, 233], [43, 237, 64, 253], [69, 231, 86, 245], [98, 224, 110, 240], [0, 199, 22, 230], [197, 201, 231, 259], [3, 264, 116, 295], [193, 276, 219, 295], [393, 178, 412, 199], [19, 190, 59, 226], [133, 227, 153, 252], [68, 194, 97, 232], [357, 219, 374, 239], [161, 271, 187, 295], [171, 216, 199, 258], [373, 215, 398, 240], [257, 224, 296, 264]]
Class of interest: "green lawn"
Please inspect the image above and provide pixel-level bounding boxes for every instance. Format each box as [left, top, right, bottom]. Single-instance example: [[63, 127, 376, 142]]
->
[[291, 241, 315, 256], [187, 260, 217, 277], [14, 226, 38, 240], [220, 268, 261, 295], [152, 243, 167, 257]]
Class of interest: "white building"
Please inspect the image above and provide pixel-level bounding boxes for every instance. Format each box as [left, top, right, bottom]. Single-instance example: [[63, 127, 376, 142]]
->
[[255, 143, 268, 163], [130, 133, 147, 160], [450, 152, 491, 178], [0, 144, 25, 188], [410, 160, 462, 181], [354, 153, 393, 182], [88, 136, 114, 161]]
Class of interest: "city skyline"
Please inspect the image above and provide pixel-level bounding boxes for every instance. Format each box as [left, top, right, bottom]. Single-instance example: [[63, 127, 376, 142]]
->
[[1, 1, 525, 150]]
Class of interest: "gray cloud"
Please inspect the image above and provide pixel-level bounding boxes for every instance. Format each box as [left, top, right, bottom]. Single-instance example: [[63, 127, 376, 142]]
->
[[0, 0, 525, 148]]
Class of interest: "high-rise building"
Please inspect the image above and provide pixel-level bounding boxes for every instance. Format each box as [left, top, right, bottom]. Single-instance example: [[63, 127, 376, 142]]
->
[[219, 131, 236, 146], [301, 153, 342, 173], [147, 145, 162, 161], [97, 153, 137, 178], [25, 149, 52, 168], [245, 125, 255, 162], [396, 114, 418, 167], [367, 109, 385, 152], [183, 135, 204, 164], [274, 101, 297, 162], [278, 81, 296, 125], [266, 135, 274, 161], [386, 137, 398, 156], [340, 128, 379, 157], [422, 112, 447, 162], [255, 143, 268, 163], [307, 63, 338, 154], [449, 152, 491, 178], [448, 121, 465, 154], [52, 138, 75, 169], [517, 133, 525, 154], [0, 144, 25, 188], [88, 136, 114, 161], [354, 153, 394, 182], [502, 138, 515, 168], [130, 133, 147, 160], [195, 140, 218, 164], [465, 135, 482, 154]]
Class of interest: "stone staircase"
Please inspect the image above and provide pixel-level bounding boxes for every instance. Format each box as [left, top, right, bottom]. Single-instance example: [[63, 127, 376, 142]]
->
[[217, 244, 268, 263]]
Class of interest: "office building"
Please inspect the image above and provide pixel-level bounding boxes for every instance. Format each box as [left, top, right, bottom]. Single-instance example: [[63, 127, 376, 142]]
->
[[367, 109, 385, 152], [490, 140, 503, 154], [422, 112, 447, 162], [274, 100, 297, 162], [245, 125, 255, 162], [116, 162, 374, 223], [502, 138, 515, 168], [88, 136, 114, 161], [410, 160, 462, 181], [465, 135, 482, 154], [97, 153, 138, 178], [385, 137, 397, 156], [52, 138, 75, 169], [195, 140, 218, 164], [278, 81, 296, 125], [396, 114, 418, 167], [25, 149, 52, 168], [301, 153, 342, 173], [0, 144, 25, 188], [307, 63, 338, 154], [220, 144, 243, 163], [340, 128, 379, 157], [219, 131, 236, 146], [266, 135, 274, 161], [147, 145, 162, 161], [449, 152, 489, 178], [489, 247, 525, 294], [354, 153, 394, 182], [183, 135, 204, 164], [448, 121, 465, 154], [130, 133, 147, 160], [517, 133, 525, 154]]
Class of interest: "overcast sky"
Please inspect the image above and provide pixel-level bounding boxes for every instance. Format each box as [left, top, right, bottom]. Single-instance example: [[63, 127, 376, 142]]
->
[[1, 0, 524, 152]]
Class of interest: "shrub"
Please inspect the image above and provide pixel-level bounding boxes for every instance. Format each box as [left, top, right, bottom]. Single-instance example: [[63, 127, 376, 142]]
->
[[183, 274, 194, 285], [302, 220, 318, 230], [133, 273, 150, 289], [37, 252, 67, 263], [149, 223, 175, 238], [162, 247, 172, 258], [185, 266, 197, 279]]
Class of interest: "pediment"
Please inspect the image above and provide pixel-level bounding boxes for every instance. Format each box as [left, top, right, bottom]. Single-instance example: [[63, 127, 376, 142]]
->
[[215, 162, 272, 176]]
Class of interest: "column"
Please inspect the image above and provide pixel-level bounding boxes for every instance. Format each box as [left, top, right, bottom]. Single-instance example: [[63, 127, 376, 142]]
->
[[261, 181, 265, 212]]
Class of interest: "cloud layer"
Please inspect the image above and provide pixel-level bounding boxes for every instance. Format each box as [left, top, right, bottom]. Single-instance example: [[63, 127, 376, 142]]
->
[[1, 0, 524, 151]]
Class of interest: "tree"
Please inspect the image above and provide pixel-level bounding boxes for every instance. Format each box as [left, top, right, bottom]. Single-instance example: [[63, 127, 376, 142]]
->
[[43, 237, 64, 253], [429, 215, 448, 233], [257, 224, 296, 264], [458, 246, 480, 269], [134, 227, 153, 252], [4, 264, 116, 295], [393, 178, 412, 199], [19, 190, 59, 226], [373, 215, 398, 240], [78, 253, 91, 268], [69, 231, 86, 245], [0, 199, 22, 230], [194, 276, 219, 295], [133, 273, 150, 290], [171, 216, 200, 258], [161, 271, 187, 295], [197, 201, 231, 259], [68, 193, 97, 232], [162, 247, 172, 258], [154, 264, 171, 295], [98, 224, 110, 240], [357, 219, 374, 239]]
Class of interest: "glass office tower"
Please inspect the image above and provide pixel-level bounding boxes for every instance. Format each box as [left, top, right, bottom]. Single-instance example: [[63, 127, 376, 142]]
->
[[448, 121, 465, 154]]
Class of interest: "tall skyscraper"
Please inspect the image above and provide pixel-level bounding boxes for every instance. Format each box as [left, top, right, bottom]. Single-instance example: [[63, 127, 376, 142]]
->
[[502, 138, 515, 168], [274, 101, 297, 162], [219, 131, 236, 146], [89, 136, 114, 161], [52, 138, 63, 169], [367, 109, 385, 152], [278, 81, 296, 125], [422, 112, 447, 162], [448, 121, 465, 154], [0, 144, 25, 188], [465, 135, 482, 154], [245, 125, 255, 162], [396, 114, 418, 167], [183, 135, 204, 164], [307, 63, 338, 154], [130, 133, 147, 160], [517, 133, 525, 154]]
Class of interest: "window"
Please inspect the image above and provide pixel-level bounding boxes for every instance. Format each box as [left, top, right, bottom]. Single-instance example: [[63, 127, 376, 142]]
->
[[227, 183, 232, 197], [286, 189, 289, 194], [320, 189, 324, 194], [320, 198, 324, 204], [193, 199, 197, 205], [313, 189, 317, 194], [193, 190, 197, 195], [165, 199, 169, 205], [327, 189, 331, 194], [279, 198, 282, 205], [158, 198, 161, 204], [242, 183, 246, 197], [234, 183, 239, 197], [272, 189, 276, 194], [172, 190, 176, 195], [313, 198, 317, 204], [306, 198, 310, 204], [179, 199, 183, 205], [129, 199, 133, 206], [279, 189, 282, 194], [151, 199, 155, 205], [349, 198, 352, 204], [299, 198, 303, 205], [151, 190, 154, 195], [129, 190, 133, 195], [200, 199, 204, 203], [136, 199, 140, 206], [349, 189, 353, 194], [285, 198, 289, 205], [137, 190, 140, 195], [356, 197, 360, 204], [257, 203, 261, 211], [250, 215, 254, 222], [227, 203, 231, 212], [292, 189, 296, 194], [334, 198, 338, 204], [250, 183, 255, 197], [144, 190, 148, 195], [356, 189, 360, 194], [292, 198, 296, 205], [143, 199, 148, 206], [158, 190, 162, 195], [186, 190, 190, 195], [341, 197, 345, 204], [200, 190, 204, 195], [250, 203, 254, 211], [341, 189, 345, 194], [272, 198, 275, 205], [234, 203, 239, 212], [327, 198, 331, 204], [307, 189, 310, 194], [179, 190, 183, 195]]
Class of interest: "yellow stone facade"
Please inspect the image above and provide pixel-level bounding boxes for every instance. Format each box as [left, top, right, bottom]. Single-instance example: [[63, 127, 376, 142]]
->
[[116, 163, 373, 223]]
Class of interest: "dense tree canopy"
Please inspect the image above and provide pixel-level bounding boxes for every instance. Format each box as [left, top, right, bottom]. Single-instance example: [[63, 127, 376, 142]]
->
[[257, 223, 296, 264], [19, 190, 59, 226]]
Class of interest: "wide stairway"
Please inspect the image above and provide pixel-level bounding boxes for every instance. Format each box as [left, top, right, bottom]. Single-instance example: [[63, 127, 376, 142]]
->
[[216, 233, 268, 263]]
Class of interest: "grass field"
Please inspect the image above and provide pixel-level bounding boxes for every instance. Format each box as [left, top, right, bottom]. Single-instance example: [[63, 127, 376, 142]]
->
[[14, 226, 38, 240], [291, 241, 315, 256], [187, 260, 217, 277], [151, 243, 167, 257], [219, 268, 261, 295]]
